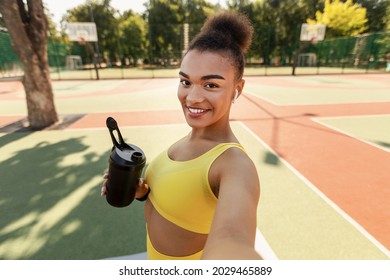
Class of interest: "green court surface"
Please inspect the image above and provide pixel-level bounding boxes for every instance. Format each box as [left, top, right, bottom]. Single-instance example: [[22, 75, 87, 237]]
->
[[315, 115, 390, 152], [244, 76, 390, 105], [0, 80, 180, 115], [0, 129, 144, 259]]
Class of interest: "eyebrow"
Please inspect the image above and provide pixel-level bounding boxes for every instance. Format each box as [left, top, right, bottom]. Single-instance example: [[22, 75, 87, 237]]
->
[[179, 71, 225, 80]]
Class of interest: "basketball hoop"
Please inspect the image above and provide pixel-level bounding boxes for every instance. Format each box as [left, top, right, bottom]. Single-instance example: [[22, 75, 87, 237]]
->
[[66, 22, 98, 42], [300, 24, 326, 42]]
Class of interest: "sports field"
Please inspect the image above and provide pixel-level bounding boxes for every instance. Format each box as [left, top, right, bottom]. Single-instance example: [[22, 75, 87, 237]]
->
[[0, 74, 389, 260]]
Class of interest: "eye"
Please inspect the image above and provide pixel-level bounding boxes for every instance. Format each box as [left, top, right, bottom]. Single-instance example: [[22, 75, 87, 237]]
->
[[204, 83, 218, 89], [180, 79, 191, 87]]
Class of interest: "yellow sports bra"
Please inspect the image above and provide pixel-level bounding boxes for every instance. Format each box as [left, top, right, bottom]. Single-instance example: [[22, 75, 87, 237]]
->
[[145, 143, 246, 234]]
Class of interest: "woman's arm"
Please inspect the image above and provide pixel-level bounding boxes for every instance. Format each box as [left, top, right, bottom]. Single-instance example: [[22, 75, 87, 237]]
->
[[201, 148, 262, 260]]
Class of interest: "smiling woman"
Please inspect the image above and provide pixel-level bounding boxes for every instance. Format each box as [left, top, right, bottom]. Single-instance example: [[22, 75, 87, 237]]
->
[[102, 11, 261, 260], [178, 51, 237, 130]]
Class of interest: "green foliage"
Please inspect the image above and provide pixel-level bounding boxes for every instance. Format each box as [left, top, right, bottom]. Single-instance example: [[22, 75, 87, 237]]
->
[[356, 0, 390, 32], [118, 12, 147, 65], [185, 0, 216, 37], [308, 0, 368, 37], [243, 0, 323, 64], [386, 0, 390, 32], [146, 0, 183, 64], [145, 0, 216, 65], [3, 0, 387, 69], [0, 32, 20, 67]]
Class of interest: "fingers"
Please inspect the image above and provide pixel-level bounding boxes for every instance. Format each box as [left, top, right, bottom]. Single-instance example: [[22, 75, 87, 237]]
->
[[101, 170, 108, 196], [101, 182, 107, 196], [135, 178, 149, 200], [138, 178, 149, 190]]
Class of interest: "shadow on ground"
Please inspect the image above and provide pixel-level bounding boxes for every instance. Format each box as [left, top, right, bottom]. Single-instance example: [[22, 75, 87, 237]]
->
[[0, 132, 146, 260], [375, 141, 390, 150]]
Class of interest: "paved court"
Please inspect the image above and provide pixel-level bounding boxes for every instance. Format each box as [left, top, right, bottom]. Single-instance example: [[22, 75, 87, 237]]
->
[[0, 74, 389, 259]]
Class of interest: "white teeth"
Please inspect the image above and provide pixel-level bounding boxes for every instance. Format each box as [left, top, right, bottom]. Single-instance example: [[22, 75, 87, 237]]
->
[[188, 107, 207, 114]]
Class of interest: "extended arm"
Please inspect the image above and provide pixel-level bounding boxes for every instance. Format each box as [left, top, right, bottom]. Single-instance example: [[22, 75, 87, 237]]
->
[[201, 148, 262, 260]]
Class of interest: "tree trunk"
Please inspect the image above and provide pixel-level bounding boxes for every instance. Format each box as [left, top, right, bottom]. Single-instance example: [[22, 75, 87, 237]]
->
[[0, 0, 58, 130]]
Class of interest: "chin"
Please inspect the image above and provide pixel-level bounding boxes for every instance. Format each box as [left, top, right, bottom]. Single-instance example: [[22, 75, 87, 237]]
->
[[184, 117, 211, 129]]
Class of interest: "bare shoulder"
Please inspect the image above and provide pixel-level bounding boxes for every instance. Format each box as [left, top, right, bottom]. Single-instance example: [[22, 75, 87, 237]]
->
[[210, 145, 260, 197], [221, 146, 258, 179]]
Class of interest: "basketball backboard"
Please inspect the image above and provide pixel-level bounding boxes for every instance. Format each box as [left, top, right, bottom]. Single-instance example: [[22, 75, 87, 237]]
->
[[300, 24, 326, 42], [66, 22, 98, 42]]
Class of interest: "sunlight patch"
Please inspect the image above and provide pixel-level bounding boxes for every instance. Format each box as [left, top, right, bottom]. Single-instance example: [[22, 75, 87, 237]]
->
[[0, 176, 100, 259]]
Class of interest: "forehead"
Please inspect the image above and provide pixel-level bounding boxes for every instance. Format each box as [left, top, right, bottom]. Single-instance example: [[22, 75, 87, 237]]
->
[[180, 50, 235, 79]]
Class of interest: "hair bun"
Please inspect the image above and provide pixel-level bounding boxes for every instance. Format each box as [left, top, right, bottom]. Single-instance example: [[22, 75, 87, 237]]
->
[[200, 11, 253, 54]]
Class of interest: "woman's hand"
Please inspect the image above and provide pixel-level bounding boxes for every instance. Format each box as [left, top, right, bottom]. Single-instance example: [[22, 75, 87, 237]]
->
[[135, 178, 149, 200], [101, 169, 109, 196]]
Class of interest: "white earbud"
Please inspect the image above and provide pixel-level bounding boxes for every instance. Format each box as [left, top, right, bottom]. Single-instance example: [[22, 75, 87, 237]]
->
[[233, 89, 239, 104]]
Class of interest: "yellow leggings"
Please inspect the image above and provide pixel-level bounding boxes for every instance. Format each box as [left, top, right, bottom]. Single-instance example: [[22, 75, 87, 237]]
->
[[146, 228, 203, 260]]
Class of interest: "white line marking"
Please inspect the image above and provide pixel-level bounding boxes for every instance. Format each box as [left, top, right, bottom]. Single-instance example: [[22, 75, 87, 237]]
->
[[314, 114, 390, 119], [312, 116, 390, 153], [244, 90, 280, 105], [104, 252, 147, 260], [255, 228, 279, 260]]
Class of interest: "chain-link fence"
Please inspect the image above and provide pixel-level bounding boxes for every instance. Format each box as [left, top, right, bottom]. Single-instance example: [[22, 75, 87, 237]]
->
[[1, 29, 389, 80]]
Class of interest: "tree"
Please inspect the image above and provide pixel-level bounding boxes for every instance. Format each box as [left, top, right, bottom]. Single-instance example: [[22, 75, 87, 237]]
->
[[241, 0, 320, 66], [184, 0, 216, 38], [357, 0, 390, 32], [0, 0, 58, 130], [226, 0, 273, 63], [119, 11, 147, 66], [383, 0, 390, 32], [145, 0, 184, 65], [307, 0, 368, 38]]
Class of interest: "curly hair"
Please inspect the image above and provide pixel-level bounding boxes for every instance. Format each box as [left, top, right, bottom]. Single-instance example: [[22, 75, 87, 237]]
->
[[187, 11, 253, 81]]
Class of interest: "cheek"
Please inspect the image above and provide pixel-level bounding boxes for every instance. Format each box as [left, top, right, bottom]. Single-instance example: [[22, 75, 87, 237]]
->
[[177, 88, 185, 102]]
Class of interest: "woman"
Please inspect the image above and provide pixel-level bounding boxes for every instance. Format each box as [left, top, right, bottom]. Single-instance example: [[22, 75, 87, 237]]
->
[[103, 11, 261, 260]]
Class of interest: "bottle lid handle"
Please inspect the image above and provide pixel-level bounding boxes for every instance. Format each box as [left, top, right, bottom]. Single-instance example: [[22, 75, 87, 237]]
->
[[106, 117, 127, 150]]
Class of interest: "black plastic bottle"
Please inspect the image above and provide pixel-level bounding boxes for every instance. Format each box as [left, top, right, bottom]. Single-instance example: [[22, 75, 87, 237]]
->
[[105, 117, 146, 207]]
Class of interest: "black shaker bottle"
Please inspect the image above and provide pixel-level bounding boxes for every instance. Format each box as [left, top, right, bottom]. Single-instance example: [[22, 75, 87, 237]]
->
[[105, 117, 146, 207]]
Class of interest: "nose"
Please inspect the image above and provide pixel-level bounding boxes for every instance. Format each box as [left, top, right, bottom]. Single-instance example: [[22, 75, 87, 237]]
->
[[186, 86, 204, 104]]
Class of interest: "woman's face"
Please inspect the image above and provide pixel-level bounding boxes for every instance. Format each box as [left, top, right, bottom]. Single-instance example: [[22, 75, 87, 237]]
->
[[178, 50, 243, 130]]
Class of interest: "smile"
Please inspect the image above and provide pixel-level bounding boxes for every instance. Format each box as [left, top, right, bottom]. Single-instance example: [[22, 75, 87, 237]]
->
[[187, 107, 210, 114]]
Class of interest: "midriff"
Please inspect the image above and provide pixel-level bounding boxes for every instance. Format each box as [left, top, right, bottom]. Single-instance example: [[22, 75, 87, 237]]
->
[[145, 199, 207, 257]]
